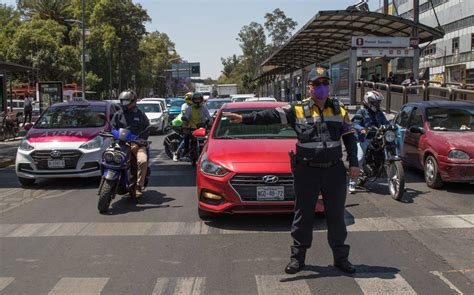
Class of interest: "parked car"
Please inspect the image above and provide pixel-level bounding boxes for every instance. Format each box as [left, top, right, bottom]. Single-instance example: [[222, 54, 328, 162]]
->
[[244, 97, 277, 102], [141, 98, 169, 125], [230, 94, 255, 103], [137, 100, 167, 134], [206, 98, 231, 117], [395, 101, 474, 188], [166, 98, 185, 121], [15, 100, 117, 186], [196, 102, 324, 219]]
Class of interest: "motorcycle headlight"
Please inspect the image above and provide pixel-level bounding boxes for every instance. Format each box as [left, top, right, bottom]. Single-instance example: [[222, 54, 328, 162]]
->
[[103, 152, 114, 163], [384, 130, 396, 143], [19, 139, 34, 151], [200, 152, 229, 177], [448, 150, 470, 160], [79, 136, 103, 150], [113, 154, 123, 164]]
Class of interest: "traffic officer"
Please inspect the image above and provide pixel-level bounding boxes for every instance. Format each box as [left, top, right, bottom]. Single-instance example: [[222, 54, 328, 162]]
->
[[223, 67, 359, 275]]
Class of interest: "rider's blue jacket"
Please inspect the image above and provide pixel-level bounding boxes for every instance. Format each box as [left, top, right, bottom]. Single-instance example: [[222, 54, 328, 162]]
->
[[353, 107, 389, 142]]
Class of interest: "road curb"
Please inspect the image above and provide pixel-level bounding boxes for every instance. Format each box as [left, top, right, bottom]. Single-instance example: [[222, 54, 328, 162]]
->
[[0, 158, 15, 168]]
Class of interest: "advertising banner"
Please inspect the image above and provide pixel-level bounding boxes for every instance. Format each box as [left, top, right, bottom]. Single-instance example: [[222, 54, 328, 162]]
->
[[38, 81, 63, 112]]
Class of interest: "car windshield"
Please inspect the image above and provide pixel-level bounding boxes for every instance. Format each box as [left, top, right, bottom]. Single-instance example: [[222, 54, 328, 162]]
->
[[427, 107, 474, 132], [232, 97, 250, 102], [206, 100, 229, 110], [169, 100, 184, 107], [213, 108, 296, 139], [35, 105, 106, 129], [137, 103, 162, 113]]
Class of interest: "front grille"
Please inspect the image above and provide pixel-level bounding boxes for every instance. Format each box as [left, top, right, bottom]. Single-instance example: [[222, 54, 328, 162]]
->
[[31, 150, 83, 170], [230, 174, 295, 201]]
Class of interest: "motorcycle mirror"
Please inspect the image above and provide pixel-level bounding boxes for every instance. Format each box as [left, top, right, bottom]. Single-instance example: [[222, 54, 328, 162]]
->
[[192, 128, 206, 138], [24, 123, 33, 131]]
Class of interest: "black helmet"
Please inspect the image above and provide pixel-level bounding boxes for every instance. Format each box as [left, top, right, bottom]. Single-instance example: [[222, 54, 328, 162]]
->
[[192, 92, 204, 105], [118, 90, 138, 108]]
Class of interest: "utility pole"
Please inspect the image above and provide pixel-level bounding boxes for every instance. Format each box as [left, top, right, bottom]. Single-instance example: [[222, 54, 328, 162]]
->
[[81, 0, 86, 99], [383, 0, 389, 14], [412, 0, 420, 80]]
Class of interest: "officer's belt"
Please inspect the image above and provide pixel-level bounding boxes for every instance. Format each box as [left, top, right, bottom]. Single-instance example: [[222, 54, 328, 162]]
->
[[295, 156, 341, 168]]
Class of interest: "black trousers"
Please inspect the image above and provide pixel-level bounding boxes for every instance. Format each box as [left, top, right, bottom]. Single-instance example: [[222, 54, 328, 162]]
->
[[291, 160, 350, 263], [24, 110, 32, 124]]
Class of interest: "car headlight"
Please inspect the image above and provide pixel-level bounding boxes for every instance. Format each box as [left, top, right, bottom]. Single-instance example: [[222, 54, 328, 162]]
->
[[200, 152, 229, 177], [103, 152, 114, 163], [448, 150, 470, 160], [113, 154, 123, 164], [19, 139, 34, 151], [79, 136, 103, 150], [384, 130, 396, 143], [150, 118, 161, 124]]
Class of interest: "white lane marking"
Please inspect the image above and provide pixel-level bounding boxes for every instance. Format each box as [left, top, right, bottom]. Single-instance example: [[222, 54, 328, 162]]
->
[[354, 273, 417, 295], [48, 277, 109, 295], [1, 214, 473, 238], [152, 277, 206, 295], [0, 188, 22, 198], [0, 277, 15, 291], [255, 275, 311, 295], [430, 271, 463, 295]]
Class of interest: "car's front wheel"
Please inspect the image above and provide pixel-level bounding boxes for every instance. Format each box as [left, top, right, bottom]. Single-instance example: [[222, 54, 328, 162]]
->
[[18, 177, 35, 187], [425, 155, 443, 189]]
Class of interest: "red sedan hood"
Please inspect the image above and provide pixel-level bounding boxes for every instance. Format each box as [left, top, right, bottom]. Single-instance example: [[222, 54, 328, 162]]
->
[[433, 132, 474, 152], [207, 138, 296, 164], [27, 127, 103, 143]]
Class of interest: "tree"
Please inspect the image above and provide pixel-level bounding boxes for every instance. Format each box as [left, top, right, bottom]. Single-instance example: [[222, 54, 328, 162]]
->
[[264, 8, 297, 49], [221, 55, 240, 77], [0, 4, 21, 60]]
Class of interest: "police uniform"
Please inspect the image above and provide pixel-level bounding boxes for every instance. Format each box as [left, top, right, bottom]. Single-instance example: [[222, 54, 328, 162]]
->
[[241, 96, 358, 273]]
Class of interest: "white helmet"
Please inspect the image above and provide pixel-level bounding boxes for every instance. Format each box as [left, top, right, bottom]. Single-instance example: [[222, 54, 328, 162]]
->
[[362, 90, 384, 112]]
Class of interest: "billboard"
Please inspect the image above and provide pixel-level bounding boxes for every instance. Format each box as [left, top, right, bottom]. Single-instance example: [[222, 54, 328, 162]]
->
[[38, 82, 63, 112]]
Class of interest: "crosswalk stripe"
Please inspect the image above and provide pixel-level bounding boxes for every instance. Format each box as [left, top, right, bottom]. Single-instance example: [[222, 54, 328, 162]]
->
[[152, 277, 206, 295], [0, 277, 15, 291], [48, 277, 108, 295], [1, 214, 472, 238], [354, 273, 417, 295], [255, 275, 311, 295]]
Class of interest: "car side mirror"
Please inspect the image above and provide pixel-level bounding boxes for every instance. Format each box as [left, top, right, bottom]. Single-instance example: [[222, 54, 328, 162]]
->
[[24, 123, 33, 131], [192, 128, 206, 138], [167, 104, 171, 107], [409, 126, 424, 134]]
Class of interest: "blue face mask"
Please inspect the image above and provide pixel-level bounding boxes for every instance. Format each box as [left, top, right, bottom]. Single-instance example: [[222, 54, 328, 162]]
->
[[312, 85, 330, 100]]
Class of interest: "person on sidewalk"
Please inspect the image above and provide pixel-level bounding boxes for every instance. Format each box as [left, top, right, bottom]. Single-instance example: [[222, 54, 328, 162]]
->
[[23, 96, 34, 125]]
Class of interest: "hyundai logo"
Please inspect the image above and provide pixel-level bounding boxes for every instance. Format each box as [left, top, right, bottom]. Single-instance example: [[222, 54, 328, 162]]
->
[[263, 175, 279, 184], [50, 150, 62, 158]]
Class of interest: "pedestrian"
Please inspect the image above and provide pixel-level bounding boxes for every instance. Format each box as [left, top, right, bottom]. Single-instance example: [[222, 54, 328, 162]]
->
[[295, 79, 302, 101], [223, 67, 359, 275], [23, 95, 34, 125], [386, 72, 394, 84]]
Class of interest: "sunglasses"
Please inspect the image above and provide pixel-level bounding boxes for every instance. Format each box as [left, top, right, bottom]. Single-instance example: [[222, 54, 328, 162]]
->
[[309, 80, 330, 87]]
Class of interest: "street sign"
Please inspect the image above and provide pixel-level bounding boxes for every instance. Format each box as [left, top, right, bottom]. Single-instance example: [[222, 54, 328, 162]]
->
[[171, 62, 200, 78], [410, 37, 420, 48], [352, 36, 410, 48], [356, 48, 414, 58]]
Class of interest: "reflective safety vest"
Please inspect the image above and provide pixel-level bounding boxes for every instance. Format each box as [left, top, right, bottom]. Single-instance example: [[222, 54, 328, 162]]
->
[[292, 98, 353, 162]]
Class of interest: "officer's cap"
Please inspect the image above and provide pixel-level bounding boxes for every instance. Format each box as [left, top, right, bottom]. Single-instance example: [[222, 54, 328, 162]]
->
[[307, 67, 330, 84]]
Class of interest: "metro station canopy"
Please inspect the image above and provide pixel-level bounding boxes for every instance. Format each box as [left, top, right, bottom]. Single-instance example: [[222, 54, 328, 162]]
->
[[259, 10, 444, 76]]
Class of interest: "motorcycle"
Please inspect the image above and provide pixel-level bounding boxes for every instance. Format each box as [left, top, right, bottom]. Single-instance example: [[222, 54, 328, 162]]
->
[[163, 126, 184, 159], [97, 128, 151, 213], [357, 124, 405, 201]]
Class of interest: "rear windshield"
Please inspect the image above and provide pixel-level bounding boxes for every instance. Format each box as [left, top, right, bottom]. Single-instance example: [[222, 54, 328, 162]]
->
[[137, 103, 162, 113], [426, 107, 474, 132], [35, 105, 106, 129], [168, 100, 185, 107], [213, 108, 296, 139], [206, 100, 229, 110]]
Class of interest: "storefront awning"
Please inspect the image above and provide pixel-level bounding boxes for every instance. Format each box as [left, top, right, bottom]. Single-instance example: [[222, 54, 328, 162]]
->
[[258, 10, 444, 79]]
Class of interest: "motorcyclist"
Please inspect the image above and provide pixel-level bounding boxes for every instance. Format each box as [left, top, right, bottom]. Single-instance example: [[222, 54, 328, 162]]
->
[[110, 90, 150, 198], [181, 92, 212, 156], [349, 90, 389, 193]]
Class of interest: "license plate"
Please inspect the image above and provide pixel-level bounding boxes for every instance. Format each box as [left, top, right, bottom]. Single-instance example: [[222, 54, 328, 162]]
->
[[48, 159, 65, 169], [256, 186, 285, 201]]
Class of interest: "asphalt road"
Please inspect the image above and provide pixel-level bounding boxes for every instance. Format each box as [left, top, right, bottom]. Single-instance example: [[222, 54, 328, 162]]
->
[[0, 134, 473, 294]]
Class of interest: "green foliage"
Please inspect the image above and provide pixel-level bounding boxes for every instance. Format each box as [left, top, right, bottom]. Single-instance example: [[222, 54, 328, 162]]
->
[[264, 8, 297, 49]]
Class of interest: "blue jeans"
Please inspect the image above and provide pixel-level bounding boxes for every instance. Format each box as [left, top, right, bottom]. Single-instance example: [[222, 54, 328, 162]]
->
[[349, 140, 370, 187]]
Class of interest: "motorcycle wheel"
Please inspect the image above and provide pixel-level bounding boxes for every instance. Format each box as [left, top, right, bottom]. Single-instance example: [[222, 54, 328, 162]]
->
[[164, 139, 180, 159], [98, 179, 115, 213], [387, 161, 405, 201]]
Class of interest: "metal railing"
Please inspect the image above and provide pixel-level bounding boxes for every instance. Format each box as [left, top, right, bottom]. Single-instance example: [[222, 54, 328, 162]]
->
[[355, 81, 474, 113]]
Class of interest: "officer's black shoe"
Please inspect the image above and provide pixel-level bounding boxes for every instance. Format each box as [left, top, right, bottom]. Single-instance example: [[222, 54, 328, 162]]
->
[[334, 260, 356, 274], [285, 258, 305, 274]]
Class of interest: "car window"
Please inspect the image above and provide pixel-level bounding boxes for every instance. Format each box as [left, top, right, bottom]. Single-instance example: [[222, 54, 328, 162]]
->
[[426, 106, 474, 132], [36, 105, 106, 129], [395, 105, 414, 128], [213, 108, 296, 139], [137, 103, 162, 113], [409, 107, 423, 128]]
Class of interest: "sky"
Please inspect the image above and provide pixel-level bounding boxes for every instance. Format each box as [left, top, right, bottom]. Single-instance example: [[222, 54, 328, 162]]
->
[[3, 0, 378, 79]]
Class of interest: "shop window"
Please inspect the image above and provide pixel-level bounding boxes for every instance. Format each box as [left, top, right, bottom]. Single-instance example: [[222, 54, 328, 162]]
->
[[452, 37, 459, 54], [471, 34, 474, 51]]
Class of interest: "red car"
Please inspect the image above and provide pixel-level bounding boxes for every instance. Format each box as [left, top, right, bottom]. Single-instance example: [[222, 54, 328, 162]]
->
[[395, 101, 474, 188], [196, 102, 324, 219]]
